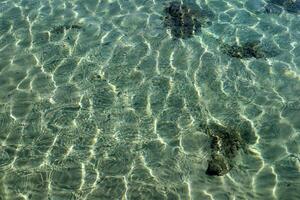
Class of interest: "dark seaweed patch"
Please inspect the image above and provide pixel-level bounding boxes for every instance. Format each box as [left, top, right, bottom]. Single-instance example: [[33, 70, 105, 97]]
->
[[221, 41, 279, 59], [163, 1, 213, 39]]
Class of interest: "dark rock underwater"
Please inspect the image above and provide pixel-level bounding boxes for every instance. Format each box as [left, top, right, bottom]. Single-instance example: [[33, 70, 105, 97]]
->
[[268, 0, 300, 14], [163, 1, 213, 39], [204, 123, 244, 176]]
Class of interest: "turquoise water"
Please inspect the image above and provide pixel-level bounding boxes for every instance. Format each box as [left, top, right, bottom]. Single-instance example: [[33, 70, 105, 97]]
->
[[0, 0, 300, 199]]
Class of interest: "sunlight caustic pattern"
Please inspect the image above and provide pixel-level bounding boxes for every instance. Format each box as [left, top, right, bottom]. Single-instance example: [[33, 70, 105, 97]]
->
[[0, 0, 299, 199]]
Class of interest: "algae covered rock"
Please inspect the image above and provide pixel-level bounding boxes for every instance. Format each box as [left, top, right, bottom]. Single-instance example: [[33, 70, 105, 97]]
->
[[163, 1, 213, 39], [269, 0, 300, 13], [208, 123, 242, 158], [204, 123, 243, 176], [51, 24, 83, 34], [206, 153, 230, 176], [264, 3, 284, 14], [220, 41, 280, 59]]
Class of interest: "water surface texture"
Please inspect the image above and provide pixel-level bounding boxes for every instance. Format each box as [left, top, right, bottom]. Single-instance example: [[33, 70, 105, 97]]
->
[[0, 0, 300, 199]]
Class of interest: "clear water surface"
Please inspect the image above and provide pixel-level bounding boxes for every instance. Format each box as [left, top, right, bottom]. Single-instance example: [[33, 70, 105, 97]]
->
[[0, 0, 299, 199]]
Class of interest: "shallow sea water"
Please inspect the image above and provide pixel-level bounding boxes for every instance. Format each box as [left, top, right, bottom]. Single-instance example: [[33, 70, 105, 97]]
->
[[0, 0, 300, 199]]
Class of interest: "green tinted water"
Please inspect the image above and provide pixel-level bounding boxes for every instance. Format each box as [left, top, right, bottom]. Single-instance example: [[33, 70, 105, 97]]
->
[[0, 0, 299, 199]]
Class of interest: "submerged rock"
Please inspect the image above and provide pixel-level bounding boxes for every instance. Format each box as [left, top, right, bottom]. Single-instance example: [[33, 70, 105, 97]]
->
[[265, 3, 284, 14], [267, 0, 300, 14], [221, 41, 263, 59], [206, 153, 230, 176], [208, 123, 242, 158], [204, 123, 243, 176], [163, 1, 213, 39], [51, 24, 83, 34], [220, 41, 279, 59]]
